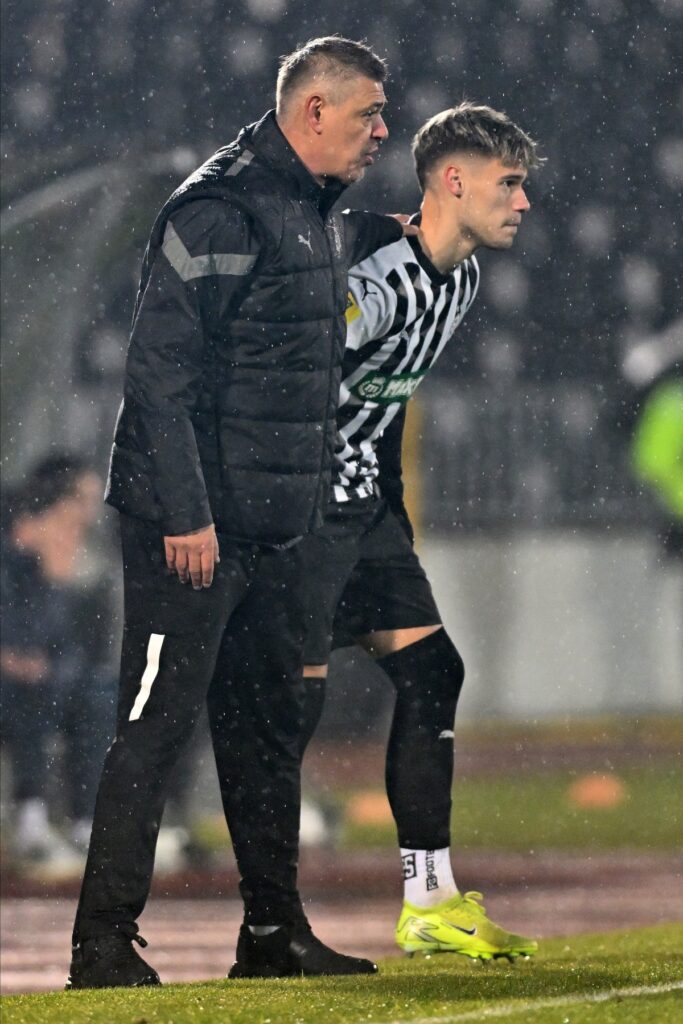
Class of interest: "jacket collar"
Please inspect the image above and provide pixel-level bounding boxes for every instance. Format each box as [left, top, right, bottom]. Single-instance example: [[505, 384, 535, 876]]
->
[[238, 110, 346, 216]]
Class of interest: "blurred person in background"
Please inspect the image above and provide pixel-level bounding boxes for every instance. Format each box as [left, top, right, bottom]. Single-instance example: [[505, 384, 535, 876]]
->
[[68, 36, 407, 990], [0, 454, 116, 875], [624, 319, 683, 561], [622, 320, 682, 699], [212, 103, 540, 967]]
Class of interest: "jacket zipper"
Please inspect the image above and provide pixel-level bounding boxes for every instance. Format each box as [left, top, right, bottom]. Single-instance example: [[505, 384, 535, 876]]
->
[[309, 210, 344, 530]]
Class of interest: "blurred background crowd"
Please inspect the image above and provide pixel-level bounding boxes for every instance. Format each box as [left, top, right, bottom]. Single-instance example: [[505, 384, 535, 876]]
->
[[1, 0, 681, 880]]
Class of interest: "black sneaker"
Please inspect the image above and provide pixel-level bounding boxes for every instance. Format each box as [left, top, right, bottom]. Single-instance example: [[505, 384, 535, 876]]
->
[[228, 919, 378, 978], [66, 933, 161, 989]]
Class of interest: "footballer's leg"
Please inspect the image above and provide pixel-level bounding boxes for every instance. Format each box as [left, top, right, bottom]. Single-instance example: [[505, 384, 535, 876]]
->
[[350, 505, 538, 961], [359, 625, 537, 960]]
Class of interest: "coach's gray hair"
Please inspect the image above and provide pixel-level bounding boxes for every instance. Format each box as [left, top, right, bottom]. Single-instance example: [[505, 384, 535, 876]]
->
[[412, 102, 543, 190], [276, 36, 387, 116]]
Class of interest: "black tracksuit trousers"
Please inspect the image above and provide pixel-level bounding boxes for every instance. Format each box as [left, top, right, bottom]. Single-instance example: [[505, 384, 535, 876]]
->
[[73, 514, 306, 943]]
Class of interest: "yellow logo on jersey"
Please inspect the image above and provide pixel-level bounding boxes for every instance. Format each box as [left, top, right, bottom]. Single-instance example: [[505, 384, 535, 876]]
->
[[345, 290, 361, 324]]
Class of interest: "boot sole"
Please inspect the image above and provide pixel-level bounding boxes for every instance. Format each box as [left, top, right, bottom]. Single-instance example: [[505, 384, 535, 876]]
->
[[228, 964, 300, 979], [228, 962, 377, 978], [66, 974, 161, 989]]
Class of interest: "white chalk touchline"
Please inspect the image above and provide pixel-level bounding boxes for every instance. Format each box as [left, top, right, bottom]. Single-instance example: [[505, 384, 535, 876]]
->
[[372, 980, 683, 1024]]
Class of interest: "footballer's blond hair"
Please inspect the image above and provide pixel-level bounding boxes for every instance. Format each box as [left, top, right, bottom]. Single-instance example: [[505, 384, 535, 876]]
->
[[413, 102, 542, 190]]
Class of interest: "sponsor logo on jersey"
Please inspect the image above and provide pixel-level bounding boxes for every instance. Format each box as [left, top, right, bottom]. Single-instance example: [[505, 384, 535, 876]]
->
[[345, 291, 361, 324], [351, 369, 427, 404], [358, 278, 376, 300]]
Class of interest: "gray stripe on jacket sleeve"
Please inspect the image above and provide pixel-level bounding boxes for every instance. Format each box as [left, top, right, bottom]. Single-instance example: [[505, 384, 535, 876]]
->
[[162, 221, 257, 281], [225, 149, 255, 176]]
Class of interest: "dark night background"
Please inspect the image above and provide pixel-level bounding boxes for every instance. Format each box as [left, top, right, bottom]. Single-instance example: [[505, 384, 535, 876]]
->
[[2, 0, 681, 527]]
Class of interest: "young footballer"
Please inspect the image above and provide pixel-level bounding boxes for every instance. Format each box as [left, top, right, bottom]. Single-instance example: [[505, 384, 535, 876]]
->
[[211, 102, 541, 975]]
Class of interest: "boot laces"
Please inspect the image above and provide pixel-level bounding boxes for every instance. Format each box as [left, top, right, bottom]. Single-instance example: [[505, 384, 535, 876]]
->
[[461, 891, 487, 915], [89, 931, 149, 960]]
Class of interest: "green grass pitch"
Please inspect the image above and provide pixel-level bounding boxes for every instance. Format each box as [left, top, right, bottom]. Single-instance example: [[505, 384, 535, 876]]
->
[[342, 764, 682, 852], [3, 924, 682, 1024]]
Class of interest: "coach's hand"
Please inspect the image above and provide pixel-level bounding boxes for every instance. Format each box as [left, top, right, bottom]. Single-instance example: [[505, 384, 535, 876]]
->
[[164, 524, 220, 589], [390, 213, 419, 237]]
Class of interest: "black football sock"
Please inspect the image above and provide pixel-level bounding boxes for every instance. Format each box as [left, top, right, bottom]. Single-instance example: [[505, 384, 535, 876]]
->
[[378, 629, 464, 850]]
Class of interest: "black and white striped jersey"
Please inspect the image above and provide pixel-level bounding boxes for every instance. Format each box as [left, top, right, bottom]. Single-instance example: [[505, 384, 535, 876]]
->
[[332, 234, 480, 503]]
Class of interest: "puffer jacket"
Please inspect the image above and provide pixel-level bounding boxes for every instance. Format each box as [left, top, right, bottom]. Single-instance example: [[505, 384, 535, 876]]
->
[[105, 110, 401, 544]]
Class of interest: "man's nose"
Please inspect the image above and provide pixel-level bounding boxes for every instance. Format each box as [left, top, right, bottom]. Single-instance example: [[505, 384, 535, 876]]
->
[[516, 188, 531, 212], [373, 114, 389, 140]]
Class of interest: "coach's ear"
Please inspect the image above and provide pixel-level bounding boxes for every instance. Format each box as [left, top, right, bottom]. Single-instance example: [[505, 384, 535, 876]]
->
[[304, 94, 325, 134]]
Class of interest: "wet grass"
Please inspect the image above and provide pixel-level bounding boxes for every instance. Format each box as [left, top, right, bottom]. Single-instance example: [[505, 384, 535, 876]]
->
[[3, 923, 682, 1024]]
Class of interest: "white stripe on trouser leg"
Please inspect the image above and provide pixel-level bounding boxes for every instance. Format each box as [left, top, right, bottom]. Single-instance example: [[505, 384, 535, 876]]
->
[[129, 633, 165, 721]]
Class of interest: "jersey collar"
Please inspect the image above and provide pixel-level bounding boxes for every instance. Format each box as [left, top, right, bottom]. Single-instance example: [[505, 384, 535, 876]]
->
[[406, 230, 455, 286]]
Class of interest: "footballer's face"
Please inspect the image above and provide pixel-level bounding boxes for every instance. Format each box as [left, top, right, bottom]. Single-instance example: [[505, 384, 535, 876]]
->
[[316, 77, 388, 183], [455, 157, 530, 250]]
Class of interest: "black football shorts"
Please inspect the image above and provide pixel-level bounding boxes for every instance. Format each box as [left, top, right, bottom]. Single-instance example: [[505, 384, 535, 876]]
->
[[301, 498, 441, 665]]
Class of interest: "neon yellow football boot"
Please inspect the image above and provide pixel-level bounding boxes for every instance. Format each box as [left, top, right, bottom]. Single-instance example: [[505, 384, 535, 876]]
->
[[395, 891, 538, 961]]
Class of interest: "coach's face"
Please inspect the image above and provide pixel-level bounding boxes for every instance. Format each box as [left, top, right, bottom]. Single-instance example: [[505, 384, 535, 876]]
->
[[457, 157, 530, 249], [317, 76, 388, 183]]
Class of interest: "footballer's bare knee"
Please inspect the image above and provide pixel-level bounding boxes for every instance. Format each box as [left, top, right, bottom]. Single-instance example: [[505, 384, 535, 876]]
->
[[357, 624, 443, 659], [303, 664, 328, 678]]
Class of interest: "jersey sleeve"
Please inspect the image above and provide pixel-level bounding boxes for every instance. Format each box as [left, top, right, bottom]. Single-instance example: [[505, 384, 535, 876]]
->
[[344, 243, 402, 350], [342, 210, 403, 267]]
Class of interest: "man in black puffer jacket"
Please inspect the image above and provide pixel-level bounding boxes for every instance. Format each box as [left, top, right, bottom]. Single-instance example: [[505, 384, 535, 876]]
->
[[68, 36, 403, 989]]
